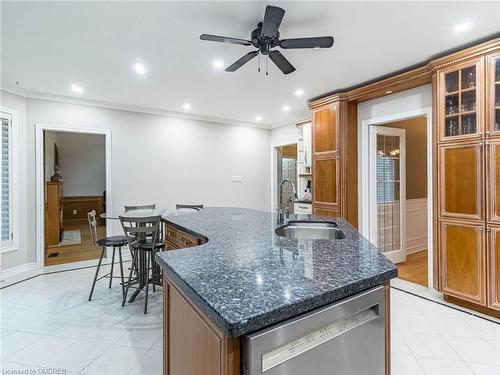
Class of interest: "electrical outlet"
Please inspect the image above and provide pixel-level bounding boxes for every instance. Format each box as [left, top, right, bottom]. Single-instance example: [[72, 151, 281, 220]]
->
[[73, 209, 77, 215], [231, 176, 242, 182]]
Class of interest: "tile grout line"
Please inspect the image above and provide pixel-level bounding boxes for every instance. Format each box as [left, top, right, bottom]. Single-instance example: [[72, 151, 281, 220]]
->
[[390, 286, 500, 325]]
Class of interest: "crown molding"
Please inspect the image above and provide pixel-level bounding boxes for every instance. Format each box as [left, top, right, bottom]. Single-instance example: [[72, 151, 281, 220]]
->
[[309, 36, 500, 109], [1, 83, 275, 130]]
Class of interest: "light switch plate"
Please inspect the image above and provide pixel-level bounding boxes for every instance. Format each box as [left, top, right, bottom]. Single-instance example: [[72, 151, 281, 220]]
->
[[231, 176, 242, 182], [73, 209, 77, 215]]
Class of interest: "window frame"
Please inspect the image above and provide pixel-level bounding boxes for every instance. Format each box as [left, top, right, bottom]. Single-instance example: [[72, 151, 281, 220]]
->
[[1, 107, 19, 254]]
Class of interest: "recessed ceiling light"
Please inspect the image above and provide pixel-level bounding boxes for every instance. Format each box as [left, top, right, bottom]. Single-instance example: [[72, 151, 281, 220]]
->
[[70, 83, 83, 94], [385, 90, 393, 94], [134, 62, 147, 75], [213, 59, 224, 69], [255, 115, 262, 121], [282, 105, 290, 112], [453, 21, 472, 34], [294, 88, 304, 97], [182, 103, 191, 110]]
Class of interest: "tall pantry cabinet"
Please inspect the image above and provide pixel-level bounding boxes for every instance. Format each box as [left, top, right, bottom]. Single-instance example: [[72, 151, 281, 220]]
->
[[436, 51, 500, 315]]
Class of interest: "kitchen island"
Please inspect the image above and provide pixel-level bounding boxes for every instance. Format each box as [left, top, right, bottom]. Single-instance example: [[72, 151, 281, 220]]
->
[[156, 207, 397, 375]]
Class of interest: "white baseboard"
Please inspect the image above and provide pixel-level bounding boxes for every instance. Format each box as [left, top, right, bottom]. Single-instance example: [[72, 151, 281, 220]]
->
[[406, 244, 428, 255], [1, 262, 39, 279]]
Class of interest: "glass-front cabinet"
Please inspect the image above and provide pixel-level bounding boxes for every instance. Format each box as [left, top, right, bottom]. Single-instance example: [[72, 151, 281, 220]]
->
[[438, 58, 484, 142], [487, 53, 500, 137]]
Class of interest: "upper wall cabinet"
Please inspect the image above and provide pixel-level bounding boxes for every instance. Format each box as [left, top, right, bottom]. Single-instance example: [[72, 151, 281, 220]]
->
[[486, 53, 500, 138], [312, 105, 338, 156], [437, 58, 484, 143]]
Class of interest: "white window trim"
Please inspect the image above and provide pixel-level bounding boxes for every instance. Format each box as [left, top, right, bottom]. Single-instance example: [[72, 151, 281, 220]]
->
[[1, 106, 19, 254]]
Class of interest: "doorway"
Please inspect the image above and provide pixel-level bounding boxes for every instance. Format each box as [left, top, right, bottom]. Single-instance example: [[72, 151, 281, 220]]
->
[[35, 124, 112, 269], [43, 130, 107, 266], [275, 144, 298, 213], [362, 110, 432, 288]]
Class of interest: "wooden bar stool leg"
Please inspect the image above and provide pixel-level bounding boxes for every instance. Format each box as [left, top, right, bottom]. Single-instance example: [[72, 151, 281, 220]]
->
[[109, 246, 116, 288], [89, 246, 106, 301]]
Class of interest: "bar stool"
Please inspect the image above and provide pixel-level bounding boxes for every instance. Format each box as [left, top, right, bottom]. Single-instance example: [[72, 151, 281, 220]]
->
[[120, 215, 163, 314], [87, 210, 128, 301]]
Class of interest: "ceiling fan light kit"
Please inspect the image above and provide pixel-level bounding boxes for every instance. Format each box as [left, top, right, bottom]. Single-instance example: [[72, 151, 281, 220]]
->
[[200, 5, 334, 75]]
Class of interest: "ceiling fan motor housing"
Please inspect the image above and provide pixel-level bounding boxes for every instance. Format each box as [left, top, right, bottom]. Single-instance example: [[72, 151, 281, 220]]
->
[[251, 23, 280, 55]]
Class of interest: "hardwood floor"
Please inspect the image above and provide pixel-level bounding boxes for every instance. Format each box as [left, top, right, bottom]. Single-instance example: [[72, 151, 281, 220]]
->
[[45, 221, 106, 266], [397, 250, 428, 287]]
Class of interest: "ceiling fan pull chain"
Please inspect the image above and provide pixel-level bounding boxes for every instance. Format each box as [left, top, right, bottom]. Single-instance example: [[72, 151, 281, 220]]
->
[[266, 56, 269, 76], [258, 53, 261, 72]]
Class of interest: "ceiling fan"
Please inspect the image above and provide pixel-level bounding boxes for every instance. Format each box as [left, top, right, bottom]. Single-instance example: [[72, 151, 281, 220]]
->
[[200, 5, 334, 75]]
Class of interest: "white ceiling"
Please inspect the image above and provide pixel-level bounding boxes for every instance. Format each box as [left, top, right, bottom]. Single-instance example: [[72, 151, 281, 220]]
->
[[1, 1, 499, 128]]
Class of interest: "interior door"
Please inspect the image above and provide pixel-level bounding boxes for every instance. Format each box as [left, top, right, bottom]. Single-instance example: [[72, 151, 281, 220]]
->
[[369, 126, 406, 263]]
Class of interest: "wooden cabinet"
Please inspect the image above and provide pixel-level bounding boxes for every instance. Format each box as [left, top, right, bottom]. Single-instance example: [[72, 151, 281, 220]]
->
[[164, 223, 205, 250], [486, 53, 500, 138], [435, 49, 500, 317], [163, 274, 240, 375], [438, 142, 484, 220], [45, 181, 63, 246], [440, 220, 486, 304], [437, 58, 484, 142], [310, 100, 357, 226], [487, 225, 500, 310]]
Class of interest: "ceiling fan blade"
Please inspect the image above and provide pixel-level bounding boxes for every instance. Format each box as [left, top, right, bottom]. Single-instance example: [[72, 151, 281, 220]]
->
[[269, 50, 296, 75], [261, 6, 285, 38], [200, 34, 252, 46], [280, 36, 334, 49], [225, 51, 259, 72]]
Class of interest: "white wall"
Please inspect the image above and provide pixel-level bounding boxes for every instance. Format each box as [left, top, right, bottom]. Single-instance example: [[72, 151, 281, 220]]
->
[[55, 132, 106, 196], [1, 91, 271, 272]]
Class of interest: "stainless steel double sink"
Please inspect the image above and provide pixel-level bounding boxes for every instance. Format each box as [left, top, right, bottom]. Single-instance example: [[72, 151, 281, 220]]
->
[[275, 221, 346, 240]]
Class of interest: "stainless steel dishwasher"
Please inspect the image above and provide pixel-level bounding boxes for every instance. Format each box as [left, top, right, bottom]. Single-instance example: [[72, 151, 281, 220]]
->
[[242, 286, 386, 375]]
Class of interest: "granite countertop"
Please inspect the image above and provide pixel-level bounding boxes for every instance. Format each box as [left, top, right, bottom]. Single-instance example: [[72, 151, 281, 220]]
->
[[156, 207, 397, 337]]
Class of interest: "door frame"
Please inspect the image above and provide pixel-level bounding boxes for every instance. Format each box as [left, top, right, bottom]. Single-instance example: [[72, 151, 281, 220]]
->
[[360, 107, 434, 287], [369, 126, 407, 264], [270, 140, 298, 212], [35, 123, 112, 269]]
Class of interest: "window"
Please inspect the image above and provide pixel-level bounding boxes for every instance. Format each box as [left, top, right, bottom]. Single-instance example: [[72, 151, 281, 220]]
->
[[1, 110, 17, 252]]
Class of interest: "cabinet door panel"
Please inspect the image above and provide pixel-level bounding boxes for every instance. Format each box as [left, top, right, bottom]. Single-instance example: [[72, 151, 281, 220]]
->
[[487, 141, 500, 223], [313, 207, 340, 217], [312, 106, 338, 154], [487, 226, 500, 311], [439, 143, 483, 220], [313, 157, 339, 206], [437, 58, 484, 142], [486, 53, 500, 138], [440, 221, 485, 304]]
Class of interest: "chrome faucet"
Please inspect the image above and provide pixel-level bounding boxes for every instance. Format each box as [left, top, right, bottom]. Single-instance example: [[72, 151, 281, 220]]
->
[[277, 179, 297, 223]]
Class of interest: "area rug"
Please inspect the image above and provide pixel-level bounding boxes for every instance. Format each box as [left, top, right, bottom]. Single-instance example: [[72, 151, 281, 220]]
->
[[48, 230, 82, 247]]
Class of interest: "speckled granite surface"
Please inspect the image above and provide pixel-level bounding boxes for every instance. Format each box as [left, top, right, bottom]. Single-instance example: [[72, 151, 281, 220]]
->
[[156, 207, 397, 337]]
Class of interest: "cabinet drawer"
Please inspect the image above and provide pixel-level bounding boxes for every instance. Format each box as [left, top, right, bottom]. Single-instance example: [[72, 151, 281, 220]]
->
[[165, 224, 201, 249]]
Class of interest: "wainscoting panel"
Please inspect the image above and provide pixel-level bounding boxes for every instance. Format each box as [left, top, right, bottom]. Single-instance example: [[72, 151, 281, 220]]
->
[[406, 198, 428, 254], [63, 195, 104, 224]]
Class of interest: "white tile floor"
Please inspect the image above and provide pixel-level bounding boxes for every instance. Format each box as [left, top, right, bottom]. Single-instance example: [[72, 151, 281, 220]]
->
[[1, 266, 499, 374]]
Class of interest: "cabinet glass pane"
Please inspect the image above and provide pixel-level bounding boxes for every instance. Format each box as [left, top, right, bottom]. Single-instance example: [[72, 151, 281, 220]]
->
[[495, 84, 500, 107], [461, 90, 477, 112], [496, 109, 500, 132], [445, 94, 459, 115], [461, 66, 476, 89], [445, 116, 459, 137], [461, 114, 477, 134], [445, 71, 459, 93], [495, 59, 500, 82]]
